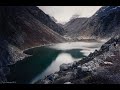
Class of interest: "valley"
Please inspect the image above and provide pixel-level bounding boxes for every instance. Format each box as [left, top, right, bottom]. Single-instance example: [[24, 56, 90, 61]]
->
[[0, 6, 119, 84]]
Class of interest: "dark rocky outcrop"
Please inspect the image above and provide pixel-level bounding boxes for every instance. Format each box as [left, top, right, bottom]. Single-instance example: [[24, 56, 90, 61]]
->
[[0, 40, 28, 83], [38, 35, 120, 84]]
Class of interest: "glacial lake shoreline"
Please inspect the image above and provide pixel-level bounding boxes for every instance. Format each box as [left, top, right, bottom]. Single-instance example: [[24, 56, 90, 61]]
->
[[6, 41, 106, 84]]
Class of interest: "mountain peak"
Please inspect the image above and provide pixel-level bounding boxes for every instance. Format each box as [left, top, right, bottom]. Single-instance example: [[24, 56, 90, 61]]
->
[[0, 6, 66, 49], [64, 6, 120, 40]]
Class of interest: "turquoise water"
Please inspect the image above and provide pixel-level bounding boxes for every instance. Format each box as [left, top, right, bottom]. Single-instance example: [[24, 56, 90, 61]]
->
[[7, 42, 104, 84]]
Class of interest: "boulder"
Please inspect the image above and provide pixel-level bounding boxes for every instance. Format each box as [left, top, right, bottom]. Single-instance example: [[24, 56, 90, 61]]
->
[[81, 66, 89, 72], [60, 63, 72, 71], [53, 73, 59, 79], [47, 74, 54, 81], [72, 61, 78, 67], [46, 73, 59, 81], [44, 79, 51, 84]]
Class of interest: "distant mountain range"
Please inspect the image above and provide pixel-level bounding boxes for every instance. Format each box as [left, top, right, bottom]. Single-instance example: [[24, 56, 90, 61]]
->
[[64, 6, 120, 40]]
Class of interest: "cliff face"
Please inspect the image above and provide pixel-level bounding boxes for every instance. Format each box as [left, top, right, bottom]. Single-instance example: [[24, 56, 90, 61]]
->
[[0, 6, 66, 83], [38, 35, 120, 84]]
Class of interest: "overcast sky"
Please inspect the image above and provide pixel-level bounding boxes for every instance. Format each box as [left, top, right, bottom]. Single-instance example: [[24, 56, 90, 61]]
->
[[38, 6, 102, 23]]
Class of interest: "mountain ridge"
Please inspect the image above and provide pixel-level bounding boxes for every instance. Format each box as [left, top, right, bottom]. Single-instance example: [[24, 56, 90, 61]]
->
[[64, 6, 120, 40], [0, 6, 66, 83]]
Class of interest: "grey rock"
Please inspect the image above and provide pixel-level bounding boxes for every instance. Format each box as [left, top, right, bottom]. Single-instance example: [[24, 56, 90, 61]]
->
[[81, 66, 89, 72], [60, 63, 72, 71], [44, 80, 51, 84]]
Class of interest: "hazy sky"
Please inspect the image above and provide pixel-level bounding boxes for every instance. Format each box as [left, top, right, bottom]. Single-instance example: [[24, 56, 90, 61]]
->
[[38, 6, 102, 23]]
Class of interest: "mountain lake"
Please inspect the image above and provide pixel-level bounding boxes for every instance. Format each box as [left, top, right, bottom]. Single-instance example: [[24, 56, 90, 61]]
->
[[7, 41, 106, 84]]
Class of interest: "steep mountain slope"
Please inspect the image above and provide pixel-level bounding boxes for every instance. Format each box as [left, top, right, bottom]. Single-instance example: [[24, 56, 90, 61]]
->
[[64, 18, 88, 37], [64, 6, 120, 40], [29, 6, 65, 35], [50, 16, 57, 23], [38, 35, 120, 84], [77, 6, 120, 39], [0, 6, 66, 50], [57, 23, 64, 28], [0, 6, 66, 83]]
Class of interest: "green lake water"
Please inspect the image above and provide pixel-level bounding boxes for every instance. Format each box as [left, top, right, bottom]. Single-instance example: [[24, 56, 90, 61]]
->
[[7, 41, 104, 84]]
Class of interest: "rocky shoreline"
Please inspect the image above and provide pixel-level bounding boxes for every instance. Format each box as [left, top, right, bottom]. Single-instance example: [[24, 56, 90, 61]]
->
[[1, 36, 119, 84], [36, 35, 120, 84], [0, 42, 30, 84]]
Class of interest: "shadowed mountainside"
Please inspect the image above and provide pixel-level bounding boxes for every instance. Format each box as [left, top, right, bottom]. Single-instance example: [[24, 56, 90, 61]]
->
[[0, 6, 66, 83], [64, 6, 120, 40]]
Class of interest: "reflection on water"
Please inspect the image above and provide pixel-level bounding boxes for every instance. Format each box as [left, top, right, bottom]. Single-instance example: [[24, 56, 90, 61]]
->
[[49, 42, 104, 51], [65, 49, 84, 58], [7, 41, 105, 84], [7, 47, 61, 84], [31, 53, 78, 84]]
